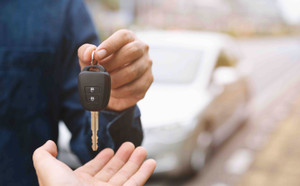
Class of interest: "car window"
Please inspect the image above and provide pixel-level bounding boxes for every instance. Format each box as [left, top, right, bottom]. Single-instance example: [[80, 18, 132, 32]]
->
[[209, 47, 239, 86], [149, 46, 203, 84], [215, 47, 239, 68]]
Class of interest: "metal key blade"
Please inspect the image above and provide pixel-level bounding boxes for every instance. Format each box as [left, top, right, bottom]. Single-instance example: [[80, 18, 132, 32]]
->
[[91, 111, 99, 151]]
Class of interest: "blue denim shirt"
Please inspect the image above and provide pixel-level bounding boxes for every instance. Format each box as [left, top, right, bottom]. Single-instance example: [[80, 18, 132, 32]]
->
[[0, 0, 143, 185]]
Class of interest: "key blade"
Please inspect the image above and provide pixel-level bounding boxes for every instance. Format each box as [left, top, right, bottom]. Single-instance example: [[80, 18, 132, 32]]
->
[[91, 111, 99, 151]]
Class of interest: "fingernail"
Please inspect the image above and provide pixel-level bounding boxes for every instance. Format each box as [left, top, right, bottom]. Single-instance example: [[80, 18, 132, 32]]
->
[[97, 49, 107, 60]]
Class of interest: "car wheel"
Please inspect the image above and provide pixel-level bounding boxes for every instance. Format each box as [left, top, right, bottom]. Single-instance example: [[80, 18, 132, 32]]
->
[[189, 132, 212, 173]]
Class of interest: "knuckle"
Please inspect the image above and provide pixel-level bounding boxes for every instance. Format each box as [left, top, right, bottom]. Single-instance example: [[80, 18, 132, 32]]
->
[[81, 43, 90, 48], [110, 90, 117, 98], [78, 43, 89, 54], [118, 28, 128, 34], [78, 44, 92, 57], [148, 58, 153, 67], [118, 29, 135, 42], [128, 65, 137, 80], [128, 44, 140, 57], [149, 73, 154, 84], [136, 93, 145, 100], [83, 54, 90, 62], [110, 77, 118, 89], [81, 46, 96, 63], [115, 105, 123, 111], [126, 86, 135, 96], [144, 43, 149, 51]]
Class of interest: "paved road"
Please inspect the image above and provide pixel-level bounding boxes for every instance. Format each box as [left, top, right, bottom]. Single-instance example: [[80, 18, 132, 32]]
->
[[238, 96, 300, 186], [147, 36, 300, 186]]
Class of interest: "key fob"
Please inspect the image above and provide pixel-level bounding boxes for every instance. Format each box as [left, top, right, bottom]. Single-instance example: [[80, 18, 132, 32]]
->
[[78, 65, 111, 111]]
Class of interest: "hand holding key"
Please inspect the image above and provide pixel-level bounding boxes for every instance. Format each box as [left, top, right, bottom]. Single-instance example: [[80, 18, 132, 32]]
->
[[78, 51, 110, 151], [78, 29, 153, 112]]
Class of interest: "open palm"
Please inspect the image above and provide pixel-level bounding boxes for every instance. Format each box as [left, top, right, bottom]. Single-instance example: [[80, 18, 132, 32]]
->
[[33, 141, 156, 186]]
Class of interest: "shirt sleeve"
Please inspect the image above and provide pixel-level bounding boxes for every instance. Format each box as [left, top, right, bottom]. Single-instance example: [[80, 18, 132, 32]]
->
[[58, 0, 143, 164]]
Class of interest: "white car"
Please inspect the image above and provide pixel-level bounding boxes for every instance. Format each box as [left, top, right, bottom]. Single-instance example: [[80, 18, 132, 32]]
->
[[137, 30, 250, 176]]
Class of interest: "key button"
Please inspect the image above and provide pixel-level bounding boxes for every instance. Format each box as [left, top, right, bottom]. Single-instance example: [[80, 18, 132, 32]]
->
[[85, 86, 100, 94], [86, 95, 99, 103], [90, 87, 95, 93]]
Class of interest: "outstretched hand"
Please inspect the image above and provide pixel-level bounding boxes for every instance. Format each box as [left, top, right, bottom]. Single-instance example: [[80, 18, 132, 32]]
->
[[33, 141, 156, 186]]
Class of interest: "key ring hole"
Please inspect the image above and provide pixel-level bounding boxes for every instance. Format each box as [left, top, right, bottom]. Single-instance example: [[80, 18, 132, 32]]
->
[[83, 65, 106, 72], [89, 67, 101, 72]]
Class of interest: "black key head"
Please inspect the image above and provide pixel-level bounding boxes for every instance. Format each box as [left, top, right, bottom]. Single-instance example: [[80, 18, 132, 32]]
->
[[78, 65, 111, 111]]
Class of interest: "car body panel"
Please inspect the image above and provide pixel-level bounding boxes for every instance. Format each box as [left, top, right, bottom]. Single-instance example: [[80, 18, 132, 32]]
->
[[137, 30, 250, 176]]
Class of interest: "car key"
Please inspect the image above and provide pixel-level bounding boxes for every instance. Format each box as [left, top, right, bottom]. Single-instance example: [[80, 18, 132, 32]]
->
[[78, 50, 111, 151]]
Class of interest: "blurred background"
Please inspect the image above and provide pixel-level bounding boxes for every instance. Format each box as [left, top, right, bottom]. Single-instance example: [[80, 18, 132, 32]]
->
[[59, 0, 300, 185]]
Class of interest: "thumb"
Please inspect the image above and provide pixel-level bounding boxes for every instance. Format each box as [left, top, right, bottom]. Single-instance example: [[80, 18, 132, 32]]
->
[[32, 141, 58, 180], [33, 141, 77, 186]]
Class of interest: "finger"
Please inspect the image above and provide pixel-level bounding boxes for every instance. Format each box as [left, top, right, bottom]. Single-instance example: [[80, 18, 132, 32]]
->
[[75, 148, 114, 176], [33, 140, 57, 165], [33, 142, 75, 186], [108, 147, 147, 185], [95, 29, 136, 62], [107, 68, 153, 111], [32, 140, 57, 182], [110, 55, 151, 89], [124, 159, 156, 186], [100, 40, 146, 72], [111, 67, 153, 99], [99, 54, 114, 64], [78, 43, 97, 67], [95, 142, 135, 181]]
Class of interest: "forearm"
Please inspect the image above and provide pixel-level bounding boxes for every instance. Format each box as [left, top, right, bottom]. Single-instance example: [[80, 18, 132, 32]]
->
[[106, 105, 143, 151], [69, 105, 143, 164]]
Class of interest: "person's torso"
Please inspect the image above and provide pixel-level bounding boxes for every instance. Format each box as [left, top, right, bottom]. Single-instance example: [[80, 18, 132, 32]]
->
[[0, 1, 76, 185]]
